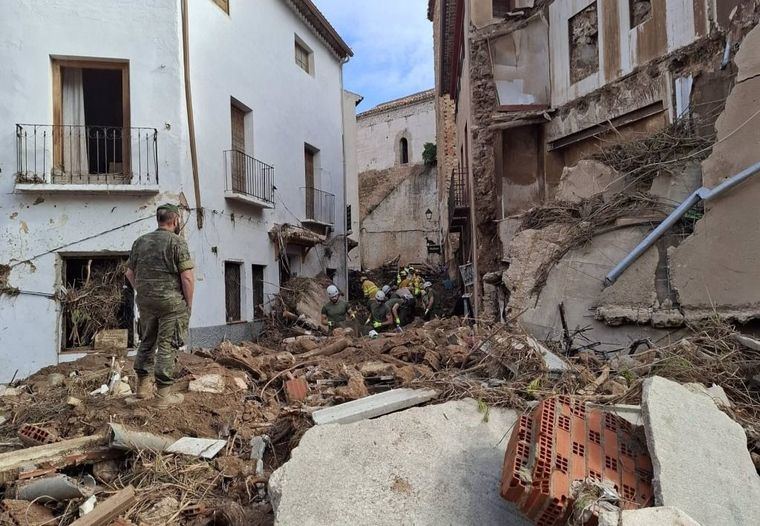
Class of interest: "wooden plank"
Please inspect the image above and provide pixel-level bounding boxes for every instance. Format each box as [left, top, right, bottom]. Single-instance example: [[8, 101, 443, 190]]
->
[[0, 434, 107, 484], [311, 388, 438, 425], [68, 485, 136, 526]]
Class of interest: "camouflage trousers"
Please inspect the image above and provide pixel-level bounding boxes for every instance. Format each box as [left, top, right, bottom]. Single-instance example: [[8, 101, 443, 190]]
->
[[134, 303, 189, 387]]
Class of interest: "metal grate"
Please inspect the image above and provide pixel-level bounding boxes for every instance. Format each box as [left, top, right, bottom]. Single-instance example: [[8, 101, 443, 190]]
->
[[16, 124, 158, 185]]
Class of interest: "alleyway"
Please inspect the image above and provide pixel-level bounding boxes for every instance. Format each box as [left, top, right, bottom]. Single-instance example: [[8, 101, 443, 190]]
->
[[2, 1, 760, 525]]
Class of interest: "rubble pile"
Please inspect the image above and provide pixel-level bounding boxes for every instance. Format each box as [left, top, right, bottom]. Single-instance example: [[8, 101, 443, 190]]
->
[[1, 316, 759, 524]]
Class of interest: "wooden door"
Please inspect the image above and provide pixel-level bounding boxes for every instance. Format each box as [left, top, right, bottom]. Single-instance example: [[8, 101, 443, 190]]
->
[[304, 148, 315, 220], [231, 105, 246, 192]]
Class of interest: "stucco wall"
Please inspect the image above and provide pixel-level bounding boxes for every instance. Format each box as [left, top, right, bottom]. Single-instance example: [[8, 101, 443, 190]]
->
[[0, 0, 348, 382], [360, 165, 441, 268], [343, 90, 363, 271], [357, 95, 436, 172]]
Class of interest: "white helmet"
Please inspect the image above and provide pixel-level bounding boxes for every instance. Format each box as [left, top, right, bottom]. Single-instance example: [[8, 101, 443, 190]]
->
[[375, 290, 386, 302], [423, 281, 432, 289], [382, 285, 391, 294], [327, 285, 340, 299]]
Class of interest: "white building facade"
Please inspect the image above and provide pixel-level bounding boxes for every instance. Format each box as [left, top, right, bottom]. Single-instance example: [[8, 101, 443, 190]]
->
[[0, 0, 352, 382]]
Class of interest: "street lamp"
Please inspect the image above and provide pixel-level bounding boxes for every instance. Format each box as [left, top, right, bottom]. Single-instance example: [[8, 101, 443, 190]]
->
[[425, 208, 433, 221]]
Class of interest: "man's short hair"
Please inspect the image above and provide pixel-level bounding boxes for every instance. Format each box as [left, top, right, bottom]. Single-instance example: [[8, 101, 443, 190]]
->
[[157, 203, 180, 225]]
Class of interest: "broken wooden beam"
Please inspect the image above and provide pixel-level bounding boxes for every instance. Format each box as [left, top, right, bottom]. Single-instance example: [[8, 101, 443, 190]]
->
[[311, 388, 438, 425], [299, 338, 351, 360], [0, 434, 107, 484], [68, 485, 136, 526]]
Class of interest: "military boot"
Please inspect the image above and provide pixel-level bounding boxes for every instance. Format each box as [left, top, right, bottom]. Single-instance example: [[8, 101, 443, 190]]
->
[[135, 376, 154, 400], [156, 385, 184, 408]]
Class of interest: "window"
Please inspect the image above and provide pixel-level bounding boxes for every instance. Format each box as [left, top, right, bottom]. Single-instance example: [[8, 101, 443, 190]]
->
[[346, 204, 353, 232], [493, 0, 512, 18], [304, 145, 317, 219], [568, 3, 599, 84], [52, 59, 130, 181], [251, 265, 265, 318], [213, 0, 229, 14], [400, 137, 409, 164], [295, 38, 312, 74], [629, 0, 652, 28], [61, 255, 134, 351], [224, 261, 242, 323]]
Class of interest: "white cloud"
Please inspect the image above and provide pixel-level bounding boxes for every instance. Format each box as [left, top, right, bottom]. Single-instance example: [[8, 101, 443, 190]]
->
[[315, 0, 434, 109]]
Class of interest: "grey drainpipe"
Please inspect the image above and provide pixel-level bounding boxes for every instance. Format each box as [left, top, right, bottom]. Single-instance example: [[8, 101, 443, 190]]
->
[[604, 160, 760, 286]]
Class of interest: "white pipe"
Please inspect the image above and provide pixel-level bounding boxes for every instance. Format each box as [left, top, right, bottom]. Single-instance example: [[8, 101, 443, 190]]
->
[[604, 160, 760, 286]]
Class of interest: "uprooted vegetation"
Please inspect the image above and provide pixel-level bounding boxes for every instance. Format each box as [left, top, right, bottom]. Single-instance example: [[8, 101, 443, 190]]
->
[[2, 314, 759, 524]]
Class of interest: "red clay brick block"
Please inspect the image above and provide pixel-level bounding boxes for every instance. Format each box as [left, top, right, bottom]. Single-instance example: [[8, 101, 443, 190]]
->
[[17, 424, 60, 447], [500, 397, 654, 526], [285, 377, 308, 402]]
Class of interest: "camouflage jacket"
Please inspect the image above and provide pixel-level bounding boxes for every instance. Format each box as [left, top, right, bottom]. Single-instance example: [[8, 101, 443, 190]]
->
[[127, 229, 194, 309]]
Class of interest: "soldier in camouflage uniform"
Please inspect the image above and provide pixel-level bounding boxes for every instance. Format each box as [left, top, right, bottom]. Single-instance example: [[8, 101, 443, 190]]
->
[[125, 204, 195, 408]]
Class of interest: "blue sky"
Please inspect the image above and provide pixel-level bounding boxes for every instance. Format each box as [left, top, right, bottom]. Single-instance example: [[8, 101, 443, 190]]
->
[[315, 0, 434, 111]]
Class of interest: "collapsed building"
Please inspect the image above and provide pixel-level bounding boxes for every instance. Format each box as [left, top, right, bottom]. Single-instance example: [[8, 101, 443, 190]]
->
[[429, 0, 760, 352]]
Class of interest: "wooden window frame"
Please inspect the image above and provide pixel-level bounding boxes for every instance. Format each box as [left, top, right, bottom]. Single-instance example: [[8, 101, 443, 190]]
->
[[51, 58, 130, 176], [224, 260, 244, 323], [295, 38, 313, 74]]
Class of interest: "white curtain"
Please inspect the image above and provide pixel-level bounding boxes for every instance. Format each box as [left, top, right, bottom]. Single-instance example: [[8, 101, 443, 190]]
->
[[61, 68, 89, 176]]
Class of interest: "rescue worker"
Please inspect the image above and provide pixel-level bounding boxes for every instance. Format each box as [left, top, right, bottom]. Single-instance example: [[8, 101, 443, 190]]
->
[[321, 285, 351, 331], [396, 268, 410, 288], [408, 267, 423, 297], [392, 286, 416, 325], [360, 275, 379, 301], [385, 293, 405, 331], [420, 281, 436, 319], [125, 203, 195, 408], [366, 290, 394, 331]]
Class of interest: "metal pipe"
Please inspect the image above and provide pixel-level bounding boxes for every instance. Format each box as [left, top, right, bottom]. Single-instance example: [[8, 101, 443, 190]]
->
[[604, 160, 760, 286]]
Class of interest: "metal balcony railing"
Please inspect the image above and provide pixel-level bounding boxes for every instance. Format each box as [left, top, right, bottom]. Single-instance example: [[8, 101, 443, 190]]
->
[[16, 124, 158, 185], [449, 167, 470, 229], [224, 150, 275, 205], [302, 186, 335, 226]]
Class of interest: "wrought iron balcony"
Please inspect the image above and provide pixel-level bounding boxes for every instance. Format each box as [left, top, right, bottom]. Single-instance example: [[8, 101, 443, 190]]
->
[[224, 150, 275, 207], [302, 186, 335, 226], [15, 124, 158, 186], [449, 167, 470, 230]]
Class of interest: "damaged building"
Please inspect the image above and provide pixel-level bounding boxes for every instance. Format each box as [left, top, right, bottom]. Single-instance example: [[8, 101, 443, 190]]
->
[[354, 90, 442, 269], [429, 0, 760, 352], [0, 0, 353, 382]]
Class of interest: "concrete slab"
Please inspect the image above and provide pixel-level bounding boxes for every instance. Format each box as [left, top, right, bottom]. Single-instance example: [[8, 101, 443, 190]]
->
[[620, 506, 702, 525], [642, 376, 760, 526], [311, 388, 438, 425], [270, 399, 531, 526], [525, 335, 569, 372]]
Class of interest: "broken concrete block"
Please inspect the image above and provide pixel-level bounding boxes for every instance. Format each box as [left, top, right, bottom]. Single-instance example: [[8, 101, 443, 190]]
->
[[270, 399, 531, 526], [47, 373, 65, 387], [733, 333, 760, 351], [232, 376, 248, 390], [189, 374, 225, 394], [525, 335, 568, 372], [556, 160, 623, 203], [166, 437, 227, 459], [620, 506, 701, 525], [311, 388, 438, 425], [642, 376, 760, 526]]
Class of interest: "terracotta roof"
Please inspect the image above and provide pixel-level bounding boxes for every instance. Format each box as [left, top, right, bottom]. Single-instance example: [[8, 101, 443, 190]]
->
[[357, 89, 436, 119], [286, 0, 353, 59], [428, 0, 436, 21]]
